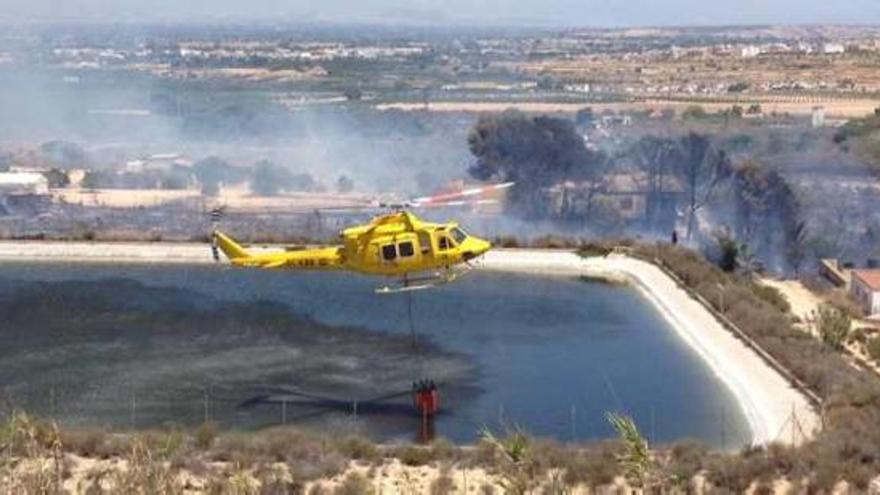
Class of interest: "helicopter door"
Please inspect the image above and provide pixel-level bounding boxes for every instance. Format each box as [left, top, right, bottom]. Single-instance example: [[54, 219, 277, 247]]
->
[[395, 236, 419, 270], [418, 232, 431, 255], [436, 232, 455, 264]]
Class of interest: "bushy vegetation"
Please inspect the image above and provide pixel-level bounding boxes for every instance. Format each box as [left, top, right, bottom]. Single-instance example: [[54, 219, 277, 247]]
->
[[626, 242, 880, 490], [814, 303, 852, 351]]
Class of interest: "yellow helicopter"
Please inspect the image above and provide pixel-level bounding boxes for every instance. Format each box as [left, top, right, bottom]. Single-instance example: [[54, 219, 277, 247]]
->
[[210, 182, 512, 293]]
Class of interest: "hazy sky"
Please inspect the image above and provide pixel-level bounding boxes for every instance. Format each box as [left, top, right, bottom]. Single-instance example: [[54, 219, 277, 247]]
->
[[4, 0, 880, 27]]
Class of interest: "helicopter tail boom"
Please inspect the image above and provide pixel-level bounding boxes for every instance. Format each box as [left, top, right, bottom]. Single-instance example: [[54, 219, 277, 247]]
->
[[212, 230, 345, 270]]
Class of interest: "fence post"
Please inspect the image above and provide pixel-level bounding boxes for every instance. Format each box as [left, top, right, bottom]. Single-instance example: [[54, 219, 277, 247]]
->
[[203, 387, 210, 423], [130, 390, 137, 429]]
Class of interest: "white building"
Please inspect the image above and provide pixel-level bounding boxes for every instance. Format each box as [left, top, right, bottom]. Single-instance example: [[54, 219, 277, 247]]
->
[[0, 172, 49, 196], [823, 43, 845, 55], [796, 41, 815, 54], [851, 270, 880, 317], [740, 45, 761, 58]]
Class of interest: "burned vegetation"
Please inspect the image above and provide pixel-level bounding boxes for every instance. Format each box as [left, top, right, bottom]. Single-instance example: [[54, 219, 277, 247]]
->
[[467, 109, 880, 275]]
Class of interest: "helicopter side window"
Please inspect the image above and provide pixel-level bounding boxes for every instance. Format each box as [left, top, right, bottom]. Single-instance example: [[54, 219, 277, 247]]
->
[[438, 236, 452, 250], [381, 244, 397, 261], [399, 241, 415, 258]]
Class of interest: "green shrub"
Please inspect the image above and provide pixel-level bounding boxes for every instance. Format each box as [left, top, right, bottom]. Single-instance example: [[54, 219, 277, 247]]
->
[[393, 445, 435, 466], [663, 440, 709, 487], [751, 283, 791, 313], [815, 303, 852, 351], [332, 435, 378, 461], [195, 421, 218, 450]]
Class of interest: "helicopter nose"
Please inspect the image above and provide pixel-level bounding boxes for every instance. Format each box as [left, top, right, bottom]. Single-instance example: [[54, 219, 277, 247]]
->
[[463, 238, 492, 261], [479, 239, 492, 255]]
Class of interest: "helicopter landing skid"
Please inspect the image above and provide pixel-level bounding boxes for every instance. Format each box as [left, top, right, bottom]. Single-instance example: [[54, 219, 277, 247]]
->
[[375, 266, 471, 294]]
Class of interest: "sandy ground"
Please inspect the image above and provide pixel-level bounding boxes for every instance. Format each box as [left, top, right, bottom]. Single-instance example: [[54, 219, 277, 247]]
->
[[0, 242, 820, 445], [17, 455, 628, 495], [761, 278, 880, 376], [376, 98, 880, 118], [52, 188, 371, 211], [760, 280, 821, 324]]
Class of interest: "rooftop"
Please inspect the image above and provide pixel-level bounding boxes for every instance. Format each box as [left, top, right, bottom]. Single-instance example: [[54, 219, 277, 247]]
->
[[852, 269, 880, 291]]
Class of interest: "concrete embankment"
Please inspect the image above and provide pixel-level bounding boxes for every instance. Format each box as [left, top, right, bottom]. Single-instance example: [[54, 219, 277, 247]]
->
[[0, 241, 820, 445]]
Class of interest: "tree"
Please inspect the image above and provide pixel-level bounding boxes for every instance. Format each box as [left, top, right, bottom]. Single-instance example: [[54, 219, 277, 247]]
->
[[627, 135, 682, 230], [677, 133, 730, 239], [715, 231, 740, 273], [289, 172, 318, 192], [467, 110, 607, 218], [536, 74, 556, 90], [250, 160, 292, 196], [158, 166, 193, 190], [42, 169, 70, 188], [193, 157, 248, 196], [576, 107, 596, 126], [728, 81, 750, 93], [731, 161, 802, 270], [815, 303, 851, 351], [787, 221, 809, 276], [336, 175, 355, 193], [81, 170, 109, 190], [682, 105, 708, 120]]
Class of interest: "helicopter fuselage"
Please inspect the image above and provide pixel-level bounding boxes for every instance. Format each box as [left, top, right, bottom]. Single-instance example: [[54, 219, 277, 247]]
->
[[212, 211, 491, 278]]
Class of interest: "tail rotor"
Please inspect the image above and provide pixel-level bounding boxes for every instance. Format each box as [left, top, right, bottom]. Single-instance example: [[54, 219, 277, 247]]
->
[[209, 206, 226, 262]]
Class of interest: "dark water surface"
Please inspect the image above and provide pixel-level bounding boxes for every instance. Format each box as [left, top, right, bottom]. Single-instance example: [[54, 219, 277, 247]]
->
[[0, 262, 750, 446]]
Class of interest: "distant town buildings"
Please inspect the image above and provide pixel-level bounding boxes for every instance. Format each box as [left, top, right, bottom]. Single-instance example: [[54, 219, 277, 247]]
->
[[740, 45, 761, 58], [822, 43, 846, 55]]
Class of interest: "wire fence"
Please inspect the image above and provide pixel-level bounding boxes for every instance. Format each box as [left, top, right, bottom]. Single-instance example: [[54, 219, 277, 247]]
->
[[0, 382, 780, 448]]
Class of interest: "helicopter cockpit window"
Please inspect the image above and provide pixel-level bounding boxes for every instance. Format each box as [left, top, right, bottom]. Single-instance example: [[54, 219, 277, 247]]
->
[[381, 244, 397, 261], [399, 241, 415, 258], [451, 228, 468, 245]]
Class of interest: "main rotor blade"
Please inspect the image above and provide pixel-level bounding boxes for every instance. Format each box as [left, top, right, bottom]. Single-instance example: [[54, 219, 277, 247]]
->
[[410, 182, 514, 206], [414, 199, 500, 208]]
